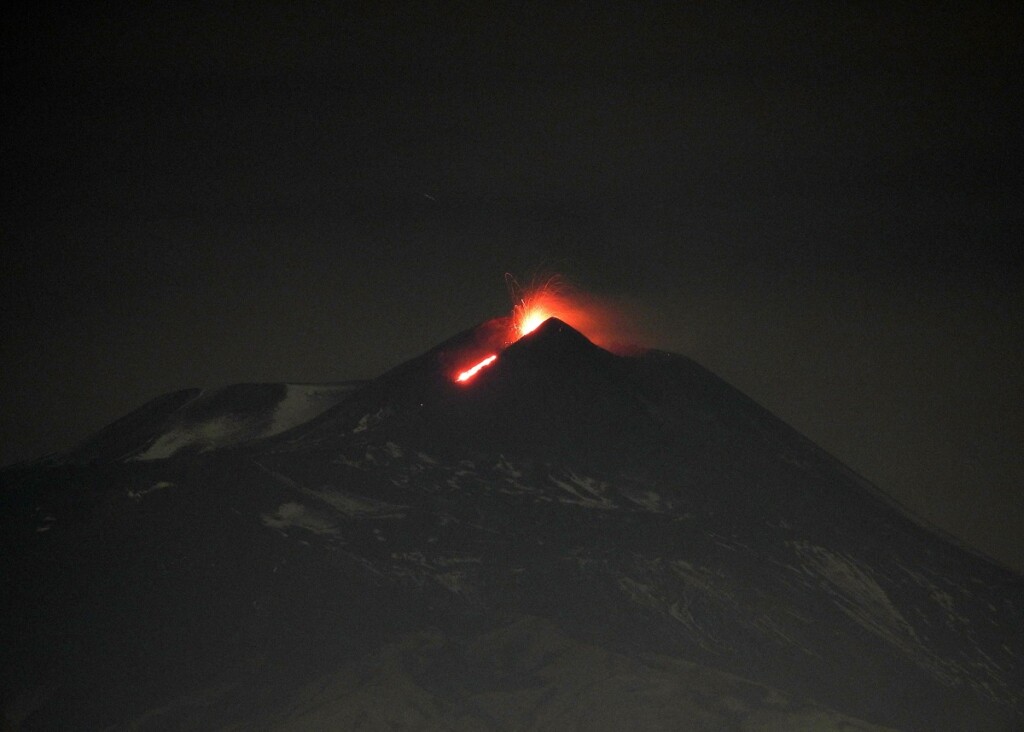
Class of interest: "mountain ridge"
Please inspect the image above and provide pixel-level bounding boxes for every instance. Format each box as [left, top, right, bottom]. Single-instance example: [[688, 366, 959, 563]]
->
[[2, 318, 1020, 730]]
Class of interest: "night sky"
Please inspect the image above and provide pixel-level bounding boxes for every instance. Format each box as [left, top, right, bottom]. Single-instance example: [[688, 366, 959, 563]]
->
[[2, 3, 1022, 571]]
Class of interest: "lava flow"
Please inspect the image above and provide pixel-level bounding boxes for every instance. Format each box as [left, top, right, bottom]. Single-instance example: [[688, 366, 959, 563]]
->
[[455, 354, 497, 383], [452, 278, 568, 384]]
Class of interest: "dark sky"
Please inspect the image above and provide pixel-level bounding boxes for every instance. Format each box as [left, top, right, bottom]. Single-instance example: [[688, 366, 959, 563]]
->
[[2, 3, 1022, 571]]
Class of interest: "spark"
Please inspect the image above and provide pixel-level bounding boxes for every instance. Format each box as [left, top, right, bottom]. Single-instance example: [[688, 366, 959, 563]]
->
[[452, 275, 567, 384], [451, 272, 640, 384], [518, 309, 549, 336], [507, 273, 568, 340], [455, 354, 498, 383]]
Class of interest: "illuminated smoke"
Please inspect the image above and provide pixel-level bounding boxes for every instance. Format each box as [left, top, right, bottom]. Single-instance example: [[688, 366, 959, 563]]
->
[[450, 274, 646, 383], [507, 273, 644, 352]]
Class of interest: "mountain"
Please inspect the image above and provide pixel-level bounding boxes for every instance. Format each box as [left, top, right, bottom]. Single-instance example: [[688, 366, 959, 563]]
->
[[1, 318, 1021, 731], [60, 382, 362, 464]]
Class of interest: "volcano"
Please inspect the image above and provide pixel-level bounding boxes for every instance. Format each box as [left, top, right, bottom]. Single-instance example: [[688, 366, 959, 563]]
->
[[2, 319, 1021, 731]]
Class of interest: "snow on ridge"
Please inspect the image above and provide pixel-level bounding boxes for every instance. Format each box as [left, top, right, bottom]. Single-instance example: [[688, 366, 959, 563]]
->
[[549, 471, 616, 509], [132, 383, 356, 460], [789, 541, 918, 644], [389, 551, 483, 597], [306, 485, 406, 519], [786, 541, 980, 691], [265, 384, 356, 438], [256, 462, 407, 520], [262, 502, 339, 536], [127, 481, 174, 499], [612, 555, 735, 655], [134, 416, 245, 460]]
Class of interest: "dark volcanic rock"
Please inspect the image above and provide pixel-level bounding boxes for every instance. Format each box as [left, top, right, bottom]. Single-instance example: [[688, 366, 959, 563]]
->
[[2, 319, 1021, 730]]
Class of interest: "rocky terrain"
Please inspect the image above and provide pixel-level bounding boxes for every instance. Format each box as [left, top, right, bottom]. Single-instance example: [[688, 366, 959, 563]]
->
[[2, 319, 1020, 730]]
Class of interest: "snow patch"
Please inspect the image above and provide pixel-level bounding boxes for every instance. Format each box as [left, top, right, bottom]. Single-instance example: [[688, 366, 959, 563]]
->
[[614, 556, 736, 654], [897, 562, 972, 629], [389, 552, 481, 598], [309, 486, 406, 519], [261, 502, 338, 536], [549, 471, 616, 509], [265, 384, 354, 437], [135, 417, 243, 460], [132, 383, 355, 460], [619, 487, 664, 512], [353, 407, 392, 433], [785, 541, 971, 686], [257, 463, 406, 519], [128, 481, 174, 499], [790, 541, 914, 644], [495, 455, 522, 477]]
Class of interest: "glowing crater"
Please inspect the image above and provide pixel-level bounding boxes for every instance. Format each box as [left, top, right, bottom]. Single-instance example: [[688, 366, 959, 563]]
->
[[452, 274, 633, 384]]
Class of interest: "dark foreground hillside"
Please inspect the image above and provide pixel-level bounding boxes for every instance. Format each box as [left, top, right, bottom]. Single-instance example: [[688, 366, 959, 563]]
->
[[2, 319, 1020, 730]]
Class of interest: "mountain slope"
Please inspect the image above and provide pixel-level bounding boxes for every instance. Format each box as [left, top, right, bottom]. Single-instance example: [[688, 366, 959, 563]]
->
[[1, 319, 1020, 731], [62, 382, 361, 463]]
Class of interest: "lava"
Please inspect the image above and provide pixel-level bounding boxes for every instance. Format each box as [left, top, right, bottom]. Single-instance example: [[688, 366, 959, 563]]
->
[[509, 274, 575, 341], [518, 309, 549, 337], [455, 354, 497, 383], [451, 274, 643, 384], [450, 278, 570, 384]]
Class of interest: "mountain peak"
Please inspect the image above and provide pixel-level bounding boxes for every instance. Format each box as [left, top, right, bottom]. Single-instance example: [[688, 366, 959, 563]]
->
[[492, 316, 614, 379], [516, 316, 593, 348], [3, 317, 1021, 731]]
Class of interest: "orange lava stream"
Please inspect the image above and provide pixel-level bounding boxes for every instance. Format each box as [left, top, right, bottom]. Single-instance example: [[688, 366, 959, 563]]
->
[[455, 354, 498, 383], [454, 274, 632, 384]]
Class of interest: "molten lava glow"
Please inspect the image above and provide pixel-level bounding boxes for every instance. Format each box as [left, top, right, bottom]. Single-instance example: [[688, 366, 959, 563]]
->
[[511, 278, 582, 341], [455, 354, 497, 383], [451, 274, 643, 384], [518, 309, 551, 337]]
